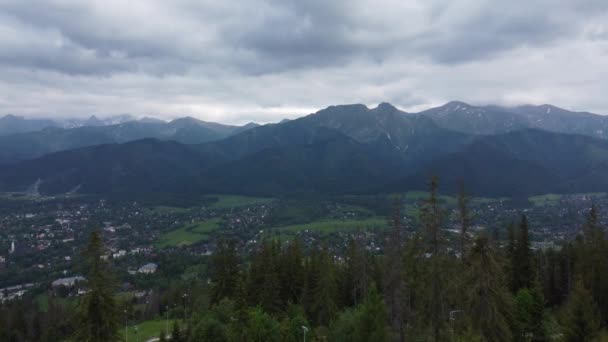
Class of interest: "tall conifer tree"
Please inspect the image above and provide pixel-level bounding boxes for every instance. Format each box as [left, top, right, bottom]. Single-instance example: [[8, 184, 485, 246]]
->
[[73, 231, 120, 342]]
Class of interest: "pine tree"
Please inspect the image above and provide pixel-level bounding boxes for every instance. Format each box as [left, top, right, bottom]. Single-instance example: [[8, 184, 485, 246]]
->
[[210, 239, 240, 303], [357, 284, 390, 342], [383, 196, 408, 341], [514, 283, 545, 342], [457, 180, 471, 260], [577, 205, 608, 324], [343, 237, 370, 307], [419, 176, 447, 341], [248, 241, 282, 313], [330, 285, 390, 342], [583, 205, 600, 245], [464, 235, 513, 342], [562, 279, 601, 342], [278, 239, 305, 306], [312, 246, 338, 326], [512, 215, 533, 292], [171, 320, 182, 342], [245, 307, 282, 342], [73, 231, 120, 342]]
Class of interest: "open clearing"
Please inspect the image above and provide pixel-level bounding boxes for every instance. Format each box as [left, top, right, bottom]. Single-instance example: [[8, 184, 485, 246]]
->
[[206, 195, 273, 209], [156, 218, 222, 248], [275, 216, 388, 235], [121, 319, 179, 341]]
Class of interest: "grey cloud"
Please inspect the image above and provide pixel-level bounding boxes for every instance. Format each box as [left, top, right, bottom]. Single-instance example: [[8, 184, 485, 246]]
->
[[0, 0, 607, 122]]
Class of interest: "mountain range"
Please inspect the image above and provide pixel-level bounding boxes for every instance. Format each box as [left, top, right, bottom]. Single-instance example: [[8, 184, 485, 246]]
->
[[0, 116, 259, 164], [1, 101, 608, 197]]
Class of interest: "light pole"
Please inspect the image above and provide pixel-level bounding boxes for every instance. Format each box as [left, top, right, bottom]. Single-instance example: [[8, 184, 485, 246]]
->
[[182, 293, 188, 322], [302, 325, 308, 342], [165, 305, 169, 337], [124, 309, 128, 342]]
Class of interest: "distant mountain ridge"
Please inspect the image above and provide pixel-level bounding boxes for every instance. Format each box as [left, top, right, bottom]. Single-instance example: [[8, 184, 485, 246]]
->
[[3, 101, 608, 197], [0, 117, 259, 163], [0, 115, 59, 136], [2, 101, 607, 163], [418, 101, 608, 138]]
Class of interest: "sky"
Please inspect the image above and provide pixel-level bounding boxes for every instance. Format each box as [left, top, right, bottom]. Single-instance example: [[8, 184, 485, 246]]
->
[[0, 0, 607, 124]]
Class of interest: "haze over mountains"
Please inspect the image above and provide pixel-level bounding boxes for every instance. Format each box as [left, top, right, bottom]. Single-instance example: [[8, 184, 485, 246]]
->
[[2, 101, 608, 197], [0, 116, 259, 163]]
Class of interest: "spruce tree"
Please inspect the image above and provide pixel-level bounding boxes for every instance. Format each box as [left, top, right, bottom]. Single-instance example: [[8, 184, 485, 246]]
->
[[383, 196, 408, 341], [312, 246, 338, 326], [73, 231, 120, 342], [248, 241, 282, 313], [457, 180, 471, 260], [357, 284, 390, 342], [345, 237, 370, 306], [278, 239, 305, 306], [210, 239, 240, 303], [171, 320, 182, 342], [419, 176, 447, 341], [563, 279, 601, 342], [464, 235, 513, 342], [513, 215, 533, 292], [514, 284, 545, 342]]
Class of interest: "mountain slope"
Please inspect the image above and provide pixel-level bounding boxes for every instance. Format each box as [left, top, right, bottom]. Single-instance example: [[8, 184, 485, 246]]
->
[[0, 115, 59, 136], [419, 101, 608, 139], [396, 129, 608, 195], [0, 139, 209, 194], [4, 103, 608, 197], [0, 119, 256, 164], [508, 104, 608, 139], [418, 101, 529, 135]]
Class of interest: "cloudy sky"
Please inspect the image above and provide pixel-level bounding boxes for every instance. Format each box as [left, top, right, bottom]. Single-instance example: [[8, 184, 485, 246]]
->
[[1, 0, 607, 124]]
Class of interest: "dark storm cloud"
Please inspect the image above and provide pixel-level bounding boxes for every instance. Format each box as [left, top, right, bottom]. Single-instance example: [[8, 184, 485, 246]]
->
[[0, 0, 607, 122]]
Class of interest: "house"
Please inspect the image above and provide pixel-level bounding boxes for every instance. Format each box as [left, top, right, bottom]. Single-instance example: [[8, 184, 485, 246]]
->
[[112, 250, 127, 259], [138, 263, 158, 274], [52, 276, 85, 288]]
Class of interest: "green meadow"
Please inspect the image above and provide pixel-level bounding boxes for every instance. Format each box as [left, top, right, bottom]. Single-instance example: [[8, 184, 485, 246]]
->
[[156, 218, 222, 248], [275, 216, 388, 235]]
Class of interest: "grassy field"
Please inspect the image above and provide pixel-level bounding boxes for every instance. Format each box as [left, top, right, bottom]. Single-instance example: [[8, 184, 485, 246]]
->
[[121, 319, 178, 341], [206, 195, 273, 209], [529, 194, 563, 207], [275, 216, 388, 235], [156, 218, 222, 248], [144, 205, 190, 214], [529, 193, 607, 207], [35, 294, 75, 311]]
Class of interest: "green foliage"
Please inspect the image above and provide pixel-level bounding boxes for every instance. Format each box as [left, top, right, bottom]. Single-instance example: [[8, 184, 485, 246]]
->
[[247, 241, 282, 313], [244, 307, 282, 342], [512, 215, 534, 292], [514, 286, 545, 341], [311, 247, 339, 325], [464, 235, 513, 342], [210, 239, 240, 304], [189, 299, 236, 342], [419, 177, 448, 341], [562, 280, 601, 342], [330, 285, 389, 342], [72, 231, 121, 342], [171, 320, 183, 342], [280, 305, 309, 342]]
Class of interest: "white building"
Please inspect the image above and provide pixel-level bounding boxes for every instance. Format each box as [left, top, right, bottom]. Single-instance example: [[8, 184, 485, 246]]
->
[[52, 276, 85, 288], [138, 263, 158, 274]]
